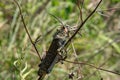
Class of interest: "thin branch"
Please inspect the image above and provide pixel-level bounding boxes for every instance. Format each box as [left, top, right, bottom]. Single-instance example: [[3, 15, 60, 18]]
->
[[76, 0, 83, 22], [85, 56, 111, 79], [64, 60, 120, 75], [13, 0, 41, 60], [71, 42, 83, 78], [59, 0, 102, 51], [97, 7, 120, 12]]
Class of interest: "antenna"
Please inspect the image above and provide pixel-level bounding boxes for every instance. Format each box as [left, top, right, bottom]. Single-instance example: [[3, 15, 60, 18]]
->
[[48, 13, 65, 28]]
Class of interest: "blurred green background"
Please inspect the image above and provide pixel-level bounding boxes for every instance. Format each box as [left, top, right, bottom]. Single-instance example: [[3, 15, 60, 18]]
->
[[0, 0, 120, 80]]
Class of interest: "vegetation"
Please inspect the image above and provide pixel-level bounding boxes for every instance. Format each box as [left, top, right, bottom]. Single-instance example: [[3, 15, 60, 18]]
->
[[0, 0, 120, 80]]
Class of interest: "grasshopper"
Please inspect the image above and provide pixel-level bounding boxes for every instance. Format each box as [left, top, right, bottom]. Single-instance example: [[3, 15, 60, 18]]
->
[[37, 12, 79, 79], [38, 24, 78, 80], [13, 0, 102, 80]]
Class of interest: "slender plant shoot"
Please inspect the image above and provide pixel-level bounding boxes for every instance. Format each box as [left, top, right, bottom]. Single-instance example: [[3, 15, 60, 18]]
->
[[13, 0, 41, 60]]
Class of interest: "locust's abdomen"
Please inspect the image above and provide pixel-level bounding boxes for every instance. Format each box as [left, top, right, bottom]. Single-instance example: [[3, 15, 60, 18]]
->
[[38, 38, 65, 80]]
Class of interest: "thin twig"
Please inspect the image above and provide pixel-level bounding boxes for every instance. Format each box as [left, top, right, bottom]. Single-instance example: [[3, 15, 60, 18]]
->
[[97, 7, 120, 12], [60, 0, 102, 51], [76, 0, 83, 22], [85, 56, 111, 79], [13, 0, 41, 60], [71, 42, 83, 78], [64, 60, 120, 75]]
